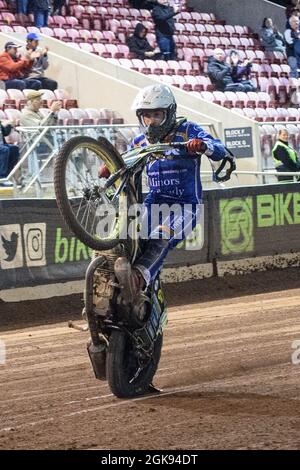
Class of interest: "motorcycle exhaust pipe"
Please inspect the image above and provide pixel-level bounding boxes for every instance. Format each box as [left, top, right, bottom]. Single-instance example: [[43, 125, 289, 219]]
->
[[87, 339, 107, 381]]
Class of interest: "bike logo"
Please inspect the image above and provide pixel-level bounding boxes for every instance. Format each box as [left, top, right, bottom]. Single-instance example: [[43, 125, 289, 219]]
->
[[0, 223, 47, 269], [220, 197, 254, 255]]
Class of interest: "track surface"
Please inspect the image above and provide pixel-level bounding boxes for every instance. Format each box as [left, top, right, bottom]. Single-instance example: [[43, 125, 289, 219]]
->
[[1, 269, 300, 450]]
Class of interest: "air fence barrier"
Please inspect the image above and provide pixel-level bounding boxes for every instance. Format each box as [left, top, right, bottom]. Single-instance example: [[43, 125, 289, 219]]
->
[[1, 182, 300, 292]]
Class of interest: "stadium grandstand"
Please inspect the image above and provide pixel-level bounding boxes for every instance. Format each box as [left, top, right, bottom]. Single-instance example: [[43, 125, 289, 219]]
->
[[0, 0, 296, 113]]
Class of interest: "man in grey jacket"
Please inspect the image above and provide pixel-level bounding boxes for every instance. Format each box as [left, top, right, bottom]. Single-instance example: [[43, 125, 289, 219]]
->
[[20, 33, 58, 91], [20, 89, 62, 164], [20, 90, 61, 127]]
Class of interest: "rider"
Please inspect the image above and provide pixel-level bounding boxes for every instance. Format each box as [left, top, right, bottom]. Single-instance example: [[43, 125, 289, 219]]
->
[[99, 84, 227, 303]]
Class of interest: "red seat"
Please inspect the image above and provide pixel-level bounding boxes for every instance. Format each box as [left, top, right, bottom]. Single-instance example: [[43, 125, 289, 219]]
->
[[66, 28, 80, 42], [54, 89, 78, 109], [53, 27, 68, 40], [52, 15, 66, 28]]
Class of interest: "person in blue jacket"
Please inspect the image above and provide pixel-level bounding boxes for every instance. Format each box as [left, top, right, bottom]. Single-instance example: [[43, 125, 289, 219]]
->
[[0, 121, 19, 187], [100, 85, 227, 303]]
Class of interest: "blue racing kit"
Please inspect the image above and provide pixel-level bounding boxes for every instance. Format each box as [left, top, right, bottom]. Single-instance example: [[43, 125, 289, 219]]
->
[[128, 119, 227, 285]]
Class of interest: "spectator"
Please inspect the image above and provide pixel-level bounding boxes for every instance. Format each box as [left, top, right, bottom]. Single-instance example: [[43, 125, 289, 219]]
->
[[285, 3, 300, 28], [286, 0, 300, 19], [272, 129, 300, 181], [27, 0, 35, 14], [20, 90, 62, 163], [16, 0, 28, 26], [52, 0, 66, 15], [32, 0, 50, 28], [0, 41, 41, 91], [287, 7, 300, 26], [228, 50, 256, 91], [151, 0, 180, 60], [20, 90, 61, 127], [0, 120, 20, 187], [208, 48, 254, 92], [290, 85, 300, 106], [129, 1, 157, 9], [260, 18, 286, 53], [284, 15, 300, 78], [20, 33, 58, 91], [127, 23, 161, 60]]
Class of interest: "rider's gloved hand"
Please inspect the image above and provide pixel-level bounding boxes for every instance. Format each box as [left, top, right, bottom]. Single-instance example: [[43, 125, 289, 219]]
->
[[98, 164, 111, 178], [186, 139, 207, 155]]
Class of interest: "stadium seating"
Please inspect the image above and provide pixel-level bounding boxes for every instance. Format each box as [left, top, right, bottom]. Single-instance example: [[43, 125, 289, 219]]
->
[[0, 87, 122, 125], [1, 0, 291, 119], [1, 0, 298, 162]]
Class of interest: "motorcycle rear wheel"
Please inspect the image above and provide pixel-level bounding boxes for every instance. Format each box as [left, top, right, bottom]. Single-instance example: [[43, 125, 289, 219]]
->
[[106, 330, 163, 398]]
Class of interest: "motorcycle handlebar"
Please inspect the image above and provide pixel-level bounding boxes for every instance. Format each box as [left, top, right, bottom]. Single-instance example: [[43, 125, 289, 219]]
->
[[171, 142, 189, 149], [214, 155, 236, 183], [103, 167, 125, 189], [171, 141, 236, 182], [123, 141, 236, 184]]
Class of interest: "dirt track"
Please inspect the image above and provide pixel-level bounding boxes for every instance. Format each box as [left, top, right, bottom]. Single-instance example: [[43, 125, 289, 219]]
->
[[1, 269, 300, 450]]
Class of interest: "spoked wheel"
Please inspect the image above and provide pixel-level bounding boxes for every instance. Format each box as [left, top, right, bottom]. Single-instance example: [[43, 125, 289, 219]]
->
[[106, 330, 163, 398], [54, 136, 131, 251]]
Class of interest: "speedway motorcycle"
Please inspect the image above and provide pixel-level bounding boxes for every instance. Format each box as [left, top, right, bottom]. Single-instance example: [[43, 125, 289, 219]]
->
[[54, 135, 235, 398]]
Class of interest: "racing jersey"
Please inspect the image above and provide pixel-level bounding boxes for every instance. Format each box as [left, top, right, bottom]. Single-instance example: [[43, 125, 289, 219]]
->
[[130, 120, 226, 205]]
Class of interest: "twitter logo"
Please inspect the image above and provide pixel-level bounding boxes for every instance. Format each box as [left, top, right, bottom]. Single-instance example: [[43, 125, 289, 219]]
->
[[0, 225, 23, 269], [1, 232, 19, 262]]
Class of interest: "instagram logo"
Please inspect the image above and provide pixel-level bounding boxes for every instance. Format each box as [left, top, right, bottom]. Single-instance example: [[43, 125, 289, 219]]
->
[[24, 223, 47, 267], [26, 228, 43, 261]]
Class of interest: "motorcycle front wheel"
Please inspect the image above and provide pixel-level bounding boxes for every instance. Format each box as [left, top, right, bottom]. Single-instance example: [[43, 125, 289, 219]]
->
[[106, 330, 163, 398], [54, 136, 130, 251]]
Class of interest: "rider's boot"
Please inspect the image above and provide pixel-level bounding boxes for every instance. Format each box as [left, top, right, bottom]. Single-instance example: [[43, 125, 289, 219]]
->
[[114, 257, 145, 305]]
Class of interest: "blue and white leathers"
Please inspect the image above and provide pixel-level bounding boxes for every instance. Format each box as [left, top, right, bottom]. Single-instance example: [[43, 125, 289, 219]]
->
[[127, 120, 227, 285], [130, 120, 226, 205]]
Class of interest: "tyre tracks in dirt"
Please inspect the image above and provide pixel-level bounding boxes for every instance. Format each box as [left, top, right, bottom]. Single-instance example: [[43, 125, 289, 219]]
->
[[1, 278, 300, 449]]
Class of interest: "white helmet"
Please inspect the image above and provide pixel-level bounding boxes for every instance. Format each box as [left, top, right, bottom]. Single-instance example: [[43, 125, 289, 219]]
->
[[132, 84, 177, 143]]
